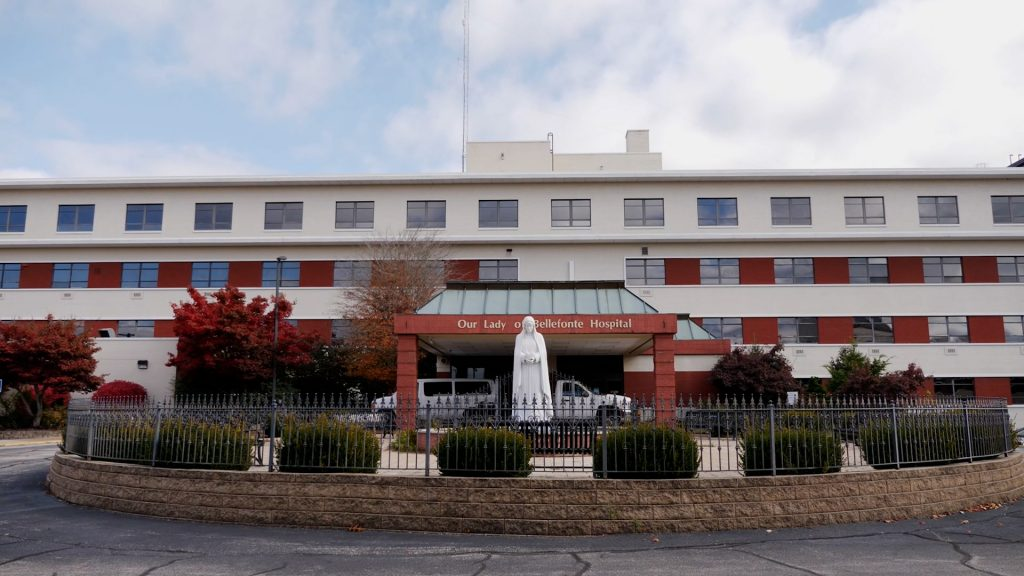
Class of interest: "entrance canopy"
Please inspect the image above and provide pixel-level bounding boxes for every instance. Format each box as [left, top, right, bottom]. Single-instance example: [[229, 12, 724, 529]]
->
[[396, 282, 675, 356]]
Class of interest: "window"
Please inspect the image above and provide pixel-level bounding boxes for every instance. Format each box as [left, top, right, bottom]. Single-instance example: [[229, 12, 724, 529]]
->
[[844, 197, 885, 225], [52, 263, 89, 288], [774, 258, 814, 284], [849, 257, 889, 284], [1011, 378, 1024, 405], [57, 204, 95, 232], [702, 317, 743, 345], [121, 263, 159, 288], [700, 258, 739, 285], [116, 320, 155, 338], [262, 261, 300, 287], [333, 260, 371, 287], [997, 256, 1024, 282], [923, 257, 962, 283], [928, 316, 969, 343], [1005, 316, 1024, 343], [264, 202, 303, 230], [331, 319, 354, 341], [853, 316, 894, 343], [406, 200, 446, 228], [194, 203, 232, 230], [917, 196, 959, 225], [778, 317, 818, 343], [625, 258, 665, 286], [0, 263, 20, 289], [770, 197, 811, 225], [191, 262, 229, 288], [335, 201, 374, 229], [624, 198, 664, 227], [933, 377, 975, 399], [697, 198, 738, 226], [551, 199, 590, 227], [479, 260, 518, 282], [125, 203, 163, 231], [992, 196, 1024, 224], [479, 200, 518, 228], [0, 205, 27, 233]]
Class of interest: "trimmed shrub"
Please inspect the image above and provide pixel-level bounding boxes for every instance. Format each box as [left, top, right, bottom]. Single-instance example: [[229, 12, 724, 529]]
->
[[92, 380, 148, 402], [435, 428, 532, 477], [390, 429, 419, 453], [859, 411, 1010, 469], [39, 407, 67, 430], [740, 427, 842, 476], [278, 414, 381, 473], [592, 424, 699, 479], [86, 416, 253, 471]]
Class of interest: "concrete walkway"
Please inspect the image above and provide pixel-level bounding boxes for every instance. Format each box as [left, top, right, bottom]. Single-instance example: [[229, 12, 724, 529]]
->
[[3, 444, 1023, 575]]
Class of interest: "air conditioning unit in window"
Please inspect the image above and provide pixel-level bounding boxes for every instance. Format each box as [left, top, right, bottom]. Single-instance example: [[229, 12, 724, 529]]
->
[[869, 348, 881, 355], [97, 328, 115, 338], [944, 347, 957, 355], [793, 349, 805, 356], [130, 292, 143, 299], [61, 292, 73, 300]]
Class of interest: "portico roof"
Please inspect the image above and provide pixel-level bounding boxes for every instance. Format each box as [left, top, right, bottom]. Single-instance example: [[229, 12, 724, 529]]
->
[[416, 281, 658, 315]]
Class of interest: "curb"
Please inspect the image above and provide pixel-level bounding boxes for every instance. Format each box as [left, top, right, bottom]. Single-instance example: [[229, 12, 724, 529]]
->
[[0, 438, 62, 448]]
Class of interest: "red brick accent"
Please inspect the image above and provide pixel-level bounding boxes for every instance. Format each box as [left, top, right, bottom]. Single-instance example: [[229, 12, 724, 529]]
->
[[893, 317, 930, 343], [676, 371, 716, 398], [653, 334, 675, 421], [88, 263, 122, 288], [229, 262, 262, 288], [743, 317, 778, 345], [815, 257, 850, 284], [154, 320, 175, 338], [299, 319, 332, 341], [819, 317, 854, 344], [300, 261, 334, 287], [18, 263, 53, 288], [968, 316, 1005, 343], [396, 335, 419, 429], [624, 372, 654, 399], [739, 258, 773, 284], [974, 377, 1011, 403], [448, 260, 479, 282], [157, 262, 192, 288], [889, 257, 924, 283], [665, 258, 700, 285], [962, 256, 999, 283]]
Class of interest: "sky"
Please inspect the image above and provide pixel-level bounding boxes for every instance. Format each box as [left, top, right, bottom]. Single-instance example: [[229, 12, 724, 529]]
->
[[1, 0, 1023, 179]]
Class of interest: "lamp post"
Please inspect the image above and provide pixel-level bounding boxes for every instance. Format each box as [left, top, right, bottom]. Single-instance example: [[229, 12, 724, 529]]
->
[[268, 255, 287, 472]]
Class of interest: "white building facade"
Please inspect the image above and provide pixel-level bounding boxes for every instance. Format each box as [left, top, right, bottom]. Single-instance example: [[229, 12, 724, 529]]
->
[[1, 133, 1022, 403]]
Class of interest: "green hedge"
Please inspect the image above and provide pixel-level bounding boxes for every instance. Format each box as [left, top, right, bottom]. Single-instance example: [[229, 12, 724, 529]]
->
[[740, 426, 842, 476], [86, 416, 253, 471], [277, 414, 381, 473], [435, 428, 532, 477], [859, 412, 1010, 469], [592, 424, 700, 479]]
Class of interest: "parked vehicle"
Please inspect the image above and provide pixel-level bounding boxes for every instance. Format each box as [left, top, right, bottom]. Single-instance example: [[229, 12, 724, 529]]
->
[[371, 378, 499, 426], [551, 379, 633, 424]]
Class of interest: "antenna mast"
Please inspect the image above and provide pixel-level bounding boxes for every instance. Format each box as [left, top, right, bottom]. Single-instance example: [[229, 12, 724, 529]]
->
[[461, 0, 469, 173]]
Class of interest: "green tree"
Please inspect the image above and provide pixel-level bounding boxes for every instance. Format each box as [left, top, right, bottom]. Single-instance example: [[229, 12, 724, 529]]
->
[[0, 316, 103, 427], [824, 343, 926, 396]]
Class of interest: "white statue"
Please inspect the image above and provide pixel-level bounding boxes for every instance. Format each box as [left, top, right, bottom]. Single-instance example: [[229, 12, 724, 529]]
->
[[511, 316, 553, 421]]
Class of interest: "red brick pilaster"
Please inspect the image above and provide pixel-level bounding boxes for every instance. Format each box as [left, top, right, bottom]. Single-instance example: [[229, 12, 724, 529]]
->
[[396, 335, 419, 430], [653, 333, 675, 423]]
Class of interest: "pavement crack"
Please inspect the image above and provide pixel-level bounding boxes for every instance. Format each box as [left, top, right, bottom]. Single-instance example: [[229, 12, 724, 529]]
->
[[910, 530, 1004, 576], [734, 548, 825, 576], [247, 562, 289, 576], [138, 557, 189, 576], [470, 553, 492, 576], [0, 545, 75, 567], [570, 552, 592, 576]]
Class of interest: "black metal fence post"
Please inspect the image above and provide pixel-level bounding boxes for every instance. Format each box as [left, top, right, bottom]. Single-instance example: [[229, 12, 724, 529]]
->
[[86, 405, 94, 461], [424, 402, 432, 477], [963, 402, 974, 463], [600, 404, 608, 479], [150, 403, 163, 467], [769, 402, 776, 477], [891, 403, 901, 470]]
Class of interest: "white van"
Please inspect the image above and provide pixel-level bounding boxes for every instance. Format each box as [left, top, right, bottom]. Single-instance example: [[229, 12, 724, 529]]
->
[[371, 378, 499, 425]]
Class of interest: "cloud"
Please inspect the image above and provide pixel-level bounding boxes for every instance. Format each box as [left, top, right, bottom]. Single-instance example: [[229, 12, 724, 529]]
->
[[37, 139, 264, 178], [75, 0, 359, 117], [387, 0, 1024, 170], [0, 168, 50, 179]]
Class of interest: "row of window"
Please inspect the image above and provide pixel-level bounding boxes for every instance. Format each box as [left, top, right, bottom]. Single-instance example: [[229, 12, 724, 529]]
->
[[2, 255, 1023, 290], [625, 256, 1024, 285], [2, 195, 1022, 234], [701, 315, 1024, 345]]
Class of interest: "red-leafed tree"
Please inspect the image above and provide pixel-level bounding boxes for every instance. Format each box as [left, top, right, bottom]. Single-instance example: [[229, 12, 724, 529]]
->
[[0, 316, 103, 427], [168, 286, 313, 395], [710, 344, 798, 396]]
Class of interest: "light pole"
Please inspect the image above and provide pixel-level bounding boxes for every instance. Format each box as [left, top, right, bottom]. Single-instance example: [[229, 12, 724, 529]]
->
[[268, 255, 286, 472]]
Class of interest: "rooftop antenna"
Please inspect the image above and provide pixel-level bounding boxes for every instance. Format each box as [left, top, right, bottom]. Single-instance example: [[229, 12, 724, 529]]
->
[[461, 0, 469, 173]]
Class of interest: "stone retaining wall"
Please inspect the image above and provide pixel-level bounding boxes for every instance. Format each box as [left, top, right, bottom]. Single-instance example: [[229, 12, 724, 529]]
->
[[48, 452, 1024, 535]]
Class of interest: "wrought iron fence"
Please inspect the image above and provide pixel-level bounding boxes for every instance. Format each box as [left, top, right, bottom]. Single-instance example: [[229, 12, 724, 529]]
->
[[63, 394, 1015, 478]]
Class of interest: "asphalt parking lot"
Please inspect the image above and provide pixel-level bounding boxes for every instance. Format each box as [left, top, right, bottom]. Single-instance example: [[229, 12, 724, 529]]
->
[[2, 443, 1023, 576]]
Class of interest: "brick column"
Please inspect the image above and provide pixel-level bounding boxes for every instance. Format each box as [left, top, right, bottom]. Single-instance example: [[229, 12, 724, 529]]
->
[[653, 333, 675, 423], [396, 335, 419, 430]]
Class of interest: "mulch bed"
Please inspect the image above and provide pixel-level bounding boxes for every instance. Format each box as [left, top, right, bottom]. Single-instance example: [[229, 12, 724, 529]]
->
[[0, 429, 63, 440]]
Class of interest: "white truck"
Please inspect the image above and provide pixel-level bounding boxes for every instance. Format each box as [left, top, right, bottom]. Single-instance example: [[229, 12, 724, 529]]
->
[[371, 378, 633, 425]]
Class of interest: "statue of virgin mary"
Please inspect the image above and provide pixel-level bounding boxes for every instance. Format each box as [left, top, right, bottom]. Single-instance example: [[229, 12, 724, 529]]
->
[[511, 316, 553, 421]]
